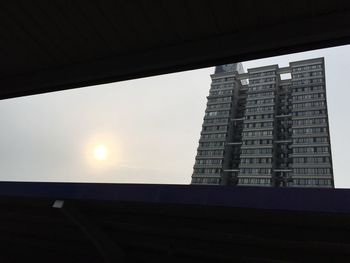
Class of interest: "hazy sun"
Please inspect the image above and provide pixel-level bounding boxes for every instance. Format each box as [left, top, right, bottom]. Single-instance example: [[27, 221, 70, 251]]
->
[[85, 134, 121, 169], [94, 144, 108, 160]]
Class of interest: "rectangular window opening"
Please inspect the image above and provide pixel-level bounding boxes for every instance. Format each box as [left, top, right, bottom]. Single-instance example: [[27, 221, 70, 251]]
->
[[1, 44, 349, 191]]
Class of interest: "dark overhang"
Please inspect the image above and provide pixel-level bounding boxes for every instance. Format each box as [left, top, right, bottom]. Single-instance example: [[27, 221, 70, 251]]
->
[[1, 1, 350, 99]]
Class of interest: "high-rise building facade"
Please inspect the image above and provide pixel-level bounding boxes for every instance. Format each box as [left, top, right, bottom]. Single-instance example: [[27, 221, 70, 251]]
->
[[191, 58, 334, 188]]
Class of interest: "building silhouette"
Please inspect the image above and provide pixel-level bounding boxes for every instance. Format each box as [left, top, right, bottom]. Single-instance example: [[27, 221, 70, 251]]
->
[[192, 58, 334, 187]]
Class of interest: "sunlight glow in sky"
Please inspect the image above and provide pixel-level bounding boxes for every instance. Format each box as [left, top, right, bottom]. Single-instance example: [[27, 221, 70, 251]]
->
[[94, 144, 108, 161]]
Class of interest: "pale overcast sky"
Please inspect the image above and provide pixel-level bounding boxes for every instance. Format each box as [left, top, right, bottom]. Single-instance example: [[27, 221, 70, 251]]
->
[[0, 44, 349, 188]]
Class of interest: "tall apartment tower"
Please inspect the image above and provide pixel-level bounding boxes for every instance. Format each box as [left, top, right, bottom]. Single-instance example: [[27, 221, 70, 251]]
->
[[191, 58, 334, 188]]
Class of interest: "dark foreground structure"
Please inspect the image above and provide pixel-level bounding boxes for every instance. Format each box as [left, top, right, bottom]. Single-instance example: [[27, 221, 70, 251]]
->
[[0, 182, 350, 262], [192, 58, 334, 188], [1, 1, 350, 262]]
